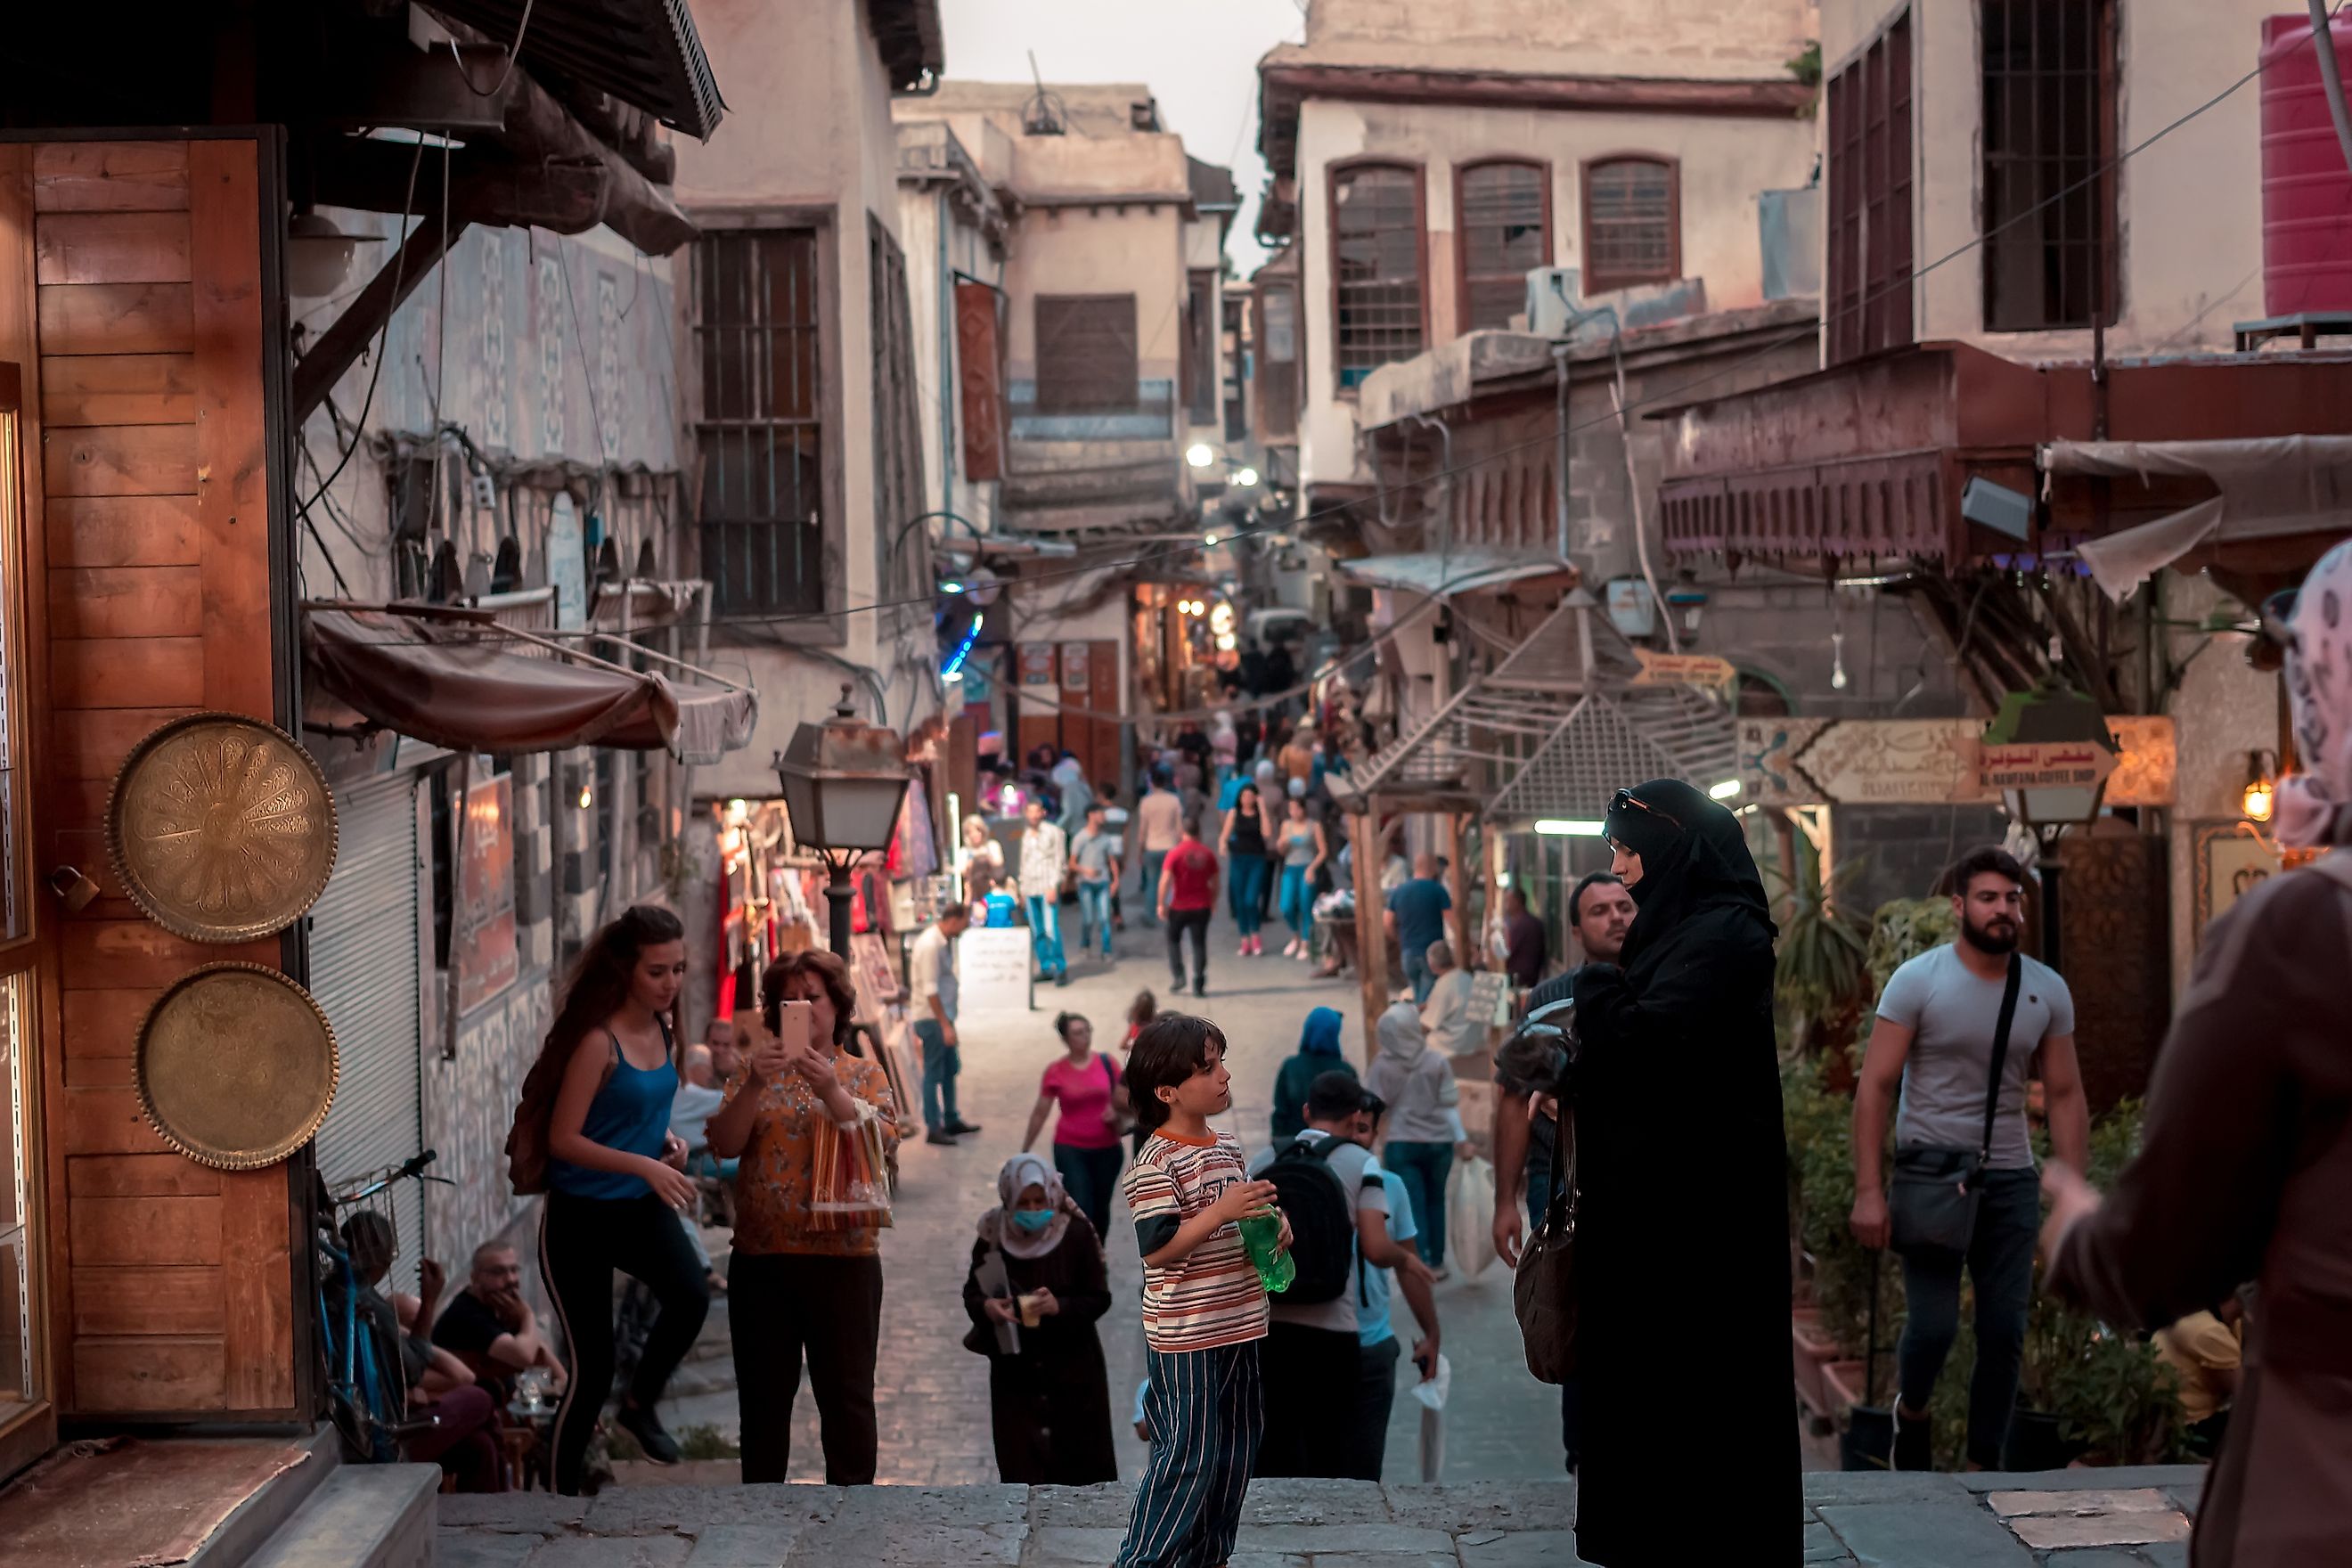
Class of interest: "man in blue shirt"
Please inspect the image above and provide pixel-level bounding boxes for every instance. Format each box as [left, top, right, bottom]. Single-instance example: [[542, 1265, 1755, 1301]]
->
[[1384, 854, 1452, 1004], [1348, 1090, 1440, 1482]]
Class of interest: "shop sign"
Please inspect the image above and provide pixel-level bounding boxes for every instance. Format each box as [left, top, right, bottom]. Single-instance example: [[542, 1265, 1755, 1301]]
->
[[1060, 641, 1090, 691], [457, 773, 520, 1015], [1741, 716, 2174, 808], [1630, 649, 1738, 692], [1018, 645, 1056, 686], [1976, 740, 2119, 794]]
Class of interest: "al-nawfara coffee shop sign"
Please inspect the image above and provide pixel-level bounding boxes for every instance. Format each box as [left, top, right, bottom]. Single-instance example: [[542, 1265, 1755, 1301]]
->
[[1976, 739, 2119, 794], [1740, 716, 2173, 808]]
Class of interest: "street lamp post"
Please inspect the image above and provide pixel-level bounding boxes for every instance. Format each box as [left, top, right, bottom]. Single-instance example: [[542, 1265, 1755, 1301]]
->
[[1982, 682, 2119, 975], [776, 685, 913, 961]]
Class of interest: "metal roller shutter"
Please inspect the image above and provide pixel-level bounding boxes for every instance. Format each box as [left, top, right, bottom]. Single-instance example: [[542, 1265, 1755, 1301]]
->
[[309, 774, 428, 1294]]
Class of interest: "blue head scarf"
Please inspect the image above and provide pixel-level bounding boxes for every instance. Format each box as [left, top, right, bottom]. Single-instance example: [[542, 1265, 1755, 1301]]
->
[[1298, 1006, 1344, 1058]]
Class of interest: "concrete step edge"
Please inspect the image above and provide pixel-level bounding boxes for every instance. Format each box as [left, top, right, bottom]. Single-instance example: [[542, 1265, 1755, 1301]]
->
[[244, 1463, 441, 1568]]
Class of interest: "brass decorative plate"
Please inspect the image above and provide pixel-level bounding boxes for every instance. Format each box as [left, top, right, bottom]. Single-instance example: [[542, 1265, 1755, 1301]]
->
[[135, 963, 339, 1171], [107, 713, 339, 943]]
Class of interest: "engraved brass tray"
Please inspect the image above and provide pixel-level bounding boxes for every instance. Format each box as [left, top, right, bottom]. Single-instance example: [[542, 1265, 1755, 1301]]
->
[[107, 713, 339, 943], [135, 963, 339, 1171]]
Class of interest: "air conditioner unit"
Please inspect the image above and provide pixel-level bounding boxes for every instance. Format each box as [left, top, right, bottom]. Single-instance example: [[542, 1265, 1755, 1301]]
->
[[1524, 266, 1584, 339]]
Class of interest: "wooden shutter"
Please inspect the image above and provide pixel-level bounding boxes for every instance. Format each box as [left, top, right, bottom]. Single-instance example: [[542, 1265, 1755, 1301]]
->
[[954, 281, 1005, 480], [1034, 295, 1138, 414]]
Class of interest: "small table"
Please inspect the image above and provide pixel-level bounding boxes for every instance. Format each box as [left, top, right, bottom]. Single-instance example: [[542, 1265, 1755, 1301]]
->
[[502, 1405, 554, 1491]]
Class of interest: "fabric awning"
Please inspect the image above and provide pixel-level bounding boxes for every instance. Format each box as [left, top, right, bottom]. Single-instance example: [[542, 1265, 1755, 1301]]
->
[[1336, 548, 1570, 596], [2046, 437, 2352, 600], [305, 608, 756, 763]]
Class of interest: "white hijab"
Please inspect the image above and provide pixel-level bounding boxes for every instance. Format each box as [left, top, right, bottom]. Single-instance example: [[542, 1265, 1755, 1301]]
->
[[2280, 540, 2352, 849], [978, 1151, 1078, 1260]]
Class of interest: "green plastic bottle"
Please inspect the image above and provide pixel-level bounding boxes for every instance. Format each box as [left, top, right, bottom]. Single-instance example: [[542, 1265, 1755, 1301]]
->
[[1237, 1211, 1294, 1294]]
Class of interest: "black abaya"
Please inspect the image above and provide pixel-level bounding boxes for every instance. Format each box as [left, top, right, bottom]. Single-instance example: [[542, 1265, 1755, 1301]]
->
[[1564, 779, 1796, 1565], [960, 1222, 1118, 1485]]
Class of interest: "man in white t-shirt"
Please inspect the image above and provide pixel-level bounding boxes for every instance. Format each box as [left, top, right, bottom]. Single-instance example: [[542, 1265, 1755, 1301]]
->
[[1850, 846, 2087, 1472], [909, 905, 975, 1146]]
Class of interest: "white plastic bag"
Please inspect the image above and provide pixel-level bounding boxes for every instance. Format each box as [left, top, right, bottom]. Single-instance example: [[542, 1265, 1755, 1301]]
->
[[1411, 1352, 1452, 1482], [1450, 1156, 1498, 1279]]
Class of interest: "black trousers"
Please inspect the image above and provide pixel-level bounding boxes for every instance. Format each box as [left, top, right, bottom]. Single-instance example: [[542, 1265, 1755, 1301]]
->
[[729, 1250, 885, 1484], [1165, 907, 1210, 989], [539, 1189, 711, 1496], [1347, 1335, 1401, 1482], [1254, 1322, 1361, 1478]]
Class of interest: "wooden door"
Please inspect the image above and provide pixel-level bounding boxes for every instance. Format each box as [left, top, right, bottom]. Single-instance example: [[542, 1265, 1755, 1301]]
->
[[0, 137, 299, 1421]]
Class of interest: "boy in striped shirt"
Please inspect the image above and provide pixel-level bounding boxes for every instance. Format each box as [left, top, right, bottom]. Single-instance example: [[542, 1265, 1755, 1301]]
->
[[1115, 1015, 1287, 1568]]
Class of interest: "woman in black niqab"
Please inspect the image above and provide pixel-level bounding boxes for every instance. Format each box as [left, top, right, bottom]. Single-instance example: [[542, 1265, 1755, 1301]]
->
[[1564, 778, 1795, 1565]]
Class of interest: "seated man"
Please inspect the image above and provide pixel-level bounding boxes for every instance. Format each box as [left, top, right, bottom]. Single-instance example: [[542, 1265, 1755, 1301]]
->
[[2153, 1294, 2246, 1453], [672, 1029, 740, 1180], [432, 1240, 567, 1401]]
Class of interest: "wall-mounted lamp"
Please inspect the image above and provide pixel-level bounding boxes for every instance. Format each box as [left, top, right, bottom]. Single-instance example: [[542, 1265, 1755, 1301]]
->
[[2242, 749, 2279, 824]]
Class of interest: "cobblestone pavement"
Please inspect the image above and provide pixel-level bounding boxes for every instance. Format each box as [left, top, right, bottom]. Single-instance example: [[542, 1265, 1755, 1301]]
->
[[438, 1468, 2208, 1566], [655, 887, 1567, 1486]]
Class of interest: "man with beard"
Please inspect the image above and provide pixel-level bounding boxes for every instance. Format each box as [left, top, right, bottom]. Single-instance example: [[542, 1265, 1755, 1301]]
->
[[1851, 846, 2087, 1471]]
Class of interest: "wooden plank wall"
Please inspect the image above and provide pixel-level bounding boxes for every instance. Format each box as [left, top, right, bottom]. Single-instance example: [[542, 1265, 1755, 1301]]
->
[[0, 138, 296, 1418]]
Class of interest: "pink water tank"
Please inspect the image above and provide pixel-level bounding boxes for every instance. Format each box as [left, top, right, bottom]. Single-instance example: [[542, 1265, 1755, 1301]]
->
[[2261, 12, 2352, 316]]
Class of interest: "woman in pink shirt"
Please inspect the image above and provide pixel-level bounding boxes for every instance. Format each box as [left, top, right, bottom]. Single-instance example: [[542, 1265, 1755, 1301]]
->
[[1021, 1012, 1131, 1237]]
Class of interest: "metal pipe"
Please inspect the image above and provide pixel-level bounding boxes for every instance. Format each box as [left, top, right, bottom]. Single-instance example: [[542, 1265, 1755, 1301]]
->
[[2309, 0, 2352, 177], [1551, 343, 1572, 560]]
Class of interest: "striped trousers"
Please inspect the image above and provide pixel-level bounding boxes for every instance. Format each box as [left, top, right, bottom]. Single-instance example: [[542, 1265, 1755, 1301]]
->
[[1115, 1340, 1265, 1568]]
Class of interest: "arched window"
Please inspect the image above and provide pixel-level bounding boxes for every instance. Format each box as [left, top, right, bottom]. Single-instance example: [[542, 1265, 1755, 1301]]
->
[[1329, 163, 1425, 388], [1458, 160, 1550, 331], [1581, 156, 1679, 294]]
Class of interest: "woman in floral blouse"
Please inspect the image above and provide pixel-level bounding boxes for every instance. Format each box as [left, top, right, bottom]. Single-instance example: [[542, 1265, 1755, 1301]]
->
[[704, 948, 900, 1483]]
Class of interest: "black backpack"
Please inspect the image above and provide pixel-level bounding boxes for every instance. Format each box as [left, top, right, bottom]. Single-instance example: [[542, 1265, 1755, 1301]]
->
[[1262, 1134, 1364, 1306]]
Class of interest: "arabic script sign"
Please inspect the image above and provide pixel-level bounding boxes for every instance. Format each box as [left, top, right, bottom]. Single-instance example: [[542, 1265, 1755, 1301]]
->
[[1976, 741, 2119, 793], [1742, 717, 2174, 807]]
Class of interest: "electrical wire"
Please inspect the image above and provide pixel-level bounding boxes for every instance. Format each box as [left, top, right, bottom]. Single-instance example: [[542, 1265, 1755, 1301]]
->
[[295, 137, 428, 528], [447, 0, 539, 100]]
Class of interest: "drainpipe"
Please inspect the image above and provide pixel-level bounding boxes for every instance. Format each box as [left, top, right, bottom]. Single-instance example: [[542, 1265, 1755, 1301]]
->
[[1552, 343, 1572, 561]]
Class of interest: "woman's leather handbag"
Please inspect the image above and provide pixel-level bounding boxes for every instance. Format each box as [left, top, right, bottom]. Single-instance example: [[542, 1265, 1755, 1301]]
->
[[1514, 1107, 1578, 1384]]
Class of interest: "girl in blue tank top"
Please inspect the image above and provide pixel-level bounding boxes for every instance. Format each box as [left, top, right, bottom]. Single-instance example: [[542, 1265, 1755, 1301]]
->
[[527, 904, 711, 1492]]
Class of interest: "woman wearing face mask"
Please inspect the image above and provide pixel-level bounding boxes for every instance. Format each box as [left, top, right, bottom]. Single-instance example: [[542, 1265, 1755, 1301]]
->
[[960, 1153, 1117, 1486], [1564, 780, 1793, 1564], [519, 903, 707, 1492]]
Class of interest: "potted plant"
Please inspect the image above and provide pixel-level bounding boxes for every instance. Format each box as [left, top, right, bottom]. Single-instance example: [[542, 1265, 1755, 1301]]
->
[[1769, 841, 1874, 1070]]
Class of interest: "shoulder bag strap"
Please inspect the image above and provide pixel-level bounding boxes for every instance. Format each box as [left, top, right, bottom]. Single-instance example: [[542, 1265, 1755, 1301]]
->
[[1977, 953, 2025, 1168]]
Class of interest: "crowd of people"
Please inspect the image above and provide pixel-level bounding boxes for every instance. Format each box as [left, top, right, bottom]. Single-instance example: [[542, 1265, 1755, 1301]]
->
[[405, 546, 2352, 1568]]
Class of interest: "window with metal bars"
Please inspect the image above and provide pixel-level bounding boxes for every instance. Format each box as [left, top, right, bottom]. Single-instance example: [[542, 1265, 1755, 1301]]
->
[[692, 229, 828, 617], [1825, 12, 1915, 364], [1980, 0, 2117, 331], [1581, 157, 1679, 295], [1331, 164, 1425, 389], [1458, 161, 1550, 331]]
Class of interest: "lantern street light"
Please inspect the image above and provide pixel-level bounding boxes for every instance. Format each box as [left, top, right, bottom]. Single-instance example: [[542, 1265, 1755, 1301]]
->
[[776, 685, 913, 960], [1981, 681, 2119, 974]]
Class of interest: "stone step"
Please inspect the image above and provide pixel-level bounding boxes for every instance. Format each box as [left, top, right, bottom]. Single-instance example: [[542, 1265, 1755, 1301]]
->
[[173, 1429, 341, 1568], [242, 1464, 440, 1568]]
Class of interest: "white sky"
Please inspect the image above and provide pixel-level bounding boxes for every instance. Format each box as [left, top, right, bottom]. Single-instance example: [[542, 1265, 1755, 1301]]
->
[[936, 0, 1309, 274]]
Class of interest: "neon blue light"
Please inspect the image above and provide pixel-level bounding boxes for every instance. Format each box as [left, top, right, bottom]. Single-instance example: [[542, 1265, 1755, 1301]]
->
[[943, 611, 983, 679]]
